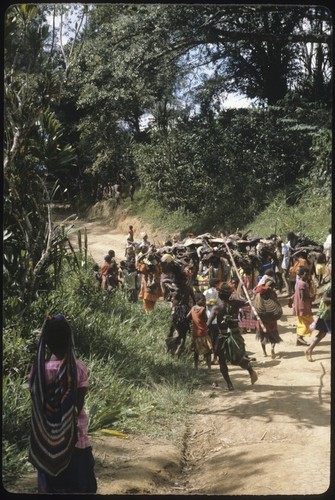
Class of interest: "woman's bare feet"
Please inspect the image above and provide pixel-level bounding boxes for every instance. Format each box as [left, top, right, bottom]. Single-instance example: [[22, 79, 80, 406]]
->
[[305, 350, 313, 362]]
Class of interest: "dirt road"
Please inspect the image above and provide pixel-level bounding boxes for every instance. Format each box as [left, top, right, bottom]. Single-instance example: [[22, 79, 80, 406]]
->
[[61, 202, 169, 266], [8, 206, 331, 495]]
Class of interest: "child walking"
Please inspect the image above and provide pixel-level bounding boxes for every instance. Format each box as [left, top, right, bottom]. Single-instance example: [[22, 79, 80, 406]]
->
[[128, 225, 135, 242], [187, 293, 212, 369], [28, 314, 97, 494]]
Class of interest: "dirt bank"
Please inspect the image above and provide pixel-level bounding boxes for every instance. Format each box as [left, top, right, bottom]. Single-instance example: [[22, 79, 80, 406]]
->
[[7, 206, 331, 496], [72, 201, 170, 265]]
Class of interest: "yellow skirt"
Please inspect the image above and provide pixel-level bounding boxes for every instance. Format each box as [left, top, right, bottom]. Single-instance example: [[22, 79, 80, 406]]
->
[[297, 315, 314, 337]]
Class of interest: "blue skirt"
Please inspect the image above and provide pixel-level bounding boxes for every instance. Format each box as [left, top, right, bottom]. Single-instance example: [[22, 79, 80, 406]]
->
[[38, 446, 97, 493]]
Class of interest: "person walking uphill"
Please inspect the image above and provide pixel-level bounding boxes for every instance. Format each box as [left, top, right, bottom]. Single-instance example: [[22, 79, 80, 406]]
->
[[289, 266, 314, 346], [207, 298, 258, 391], [187, 293, 213, 370], [28, 314, 97, 494], [253, 270, 283, 359]]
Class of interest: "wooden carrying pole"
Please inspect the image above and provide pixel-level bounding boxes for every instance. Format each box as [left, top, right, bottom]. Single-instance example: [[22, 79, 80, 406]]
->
[[223, 241, 266, 332]]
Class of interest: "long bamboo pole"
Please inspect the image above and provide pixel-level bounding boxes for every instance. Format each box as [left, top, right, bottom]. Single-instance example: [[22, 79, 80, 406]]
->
[[223, 241, 266, 332]]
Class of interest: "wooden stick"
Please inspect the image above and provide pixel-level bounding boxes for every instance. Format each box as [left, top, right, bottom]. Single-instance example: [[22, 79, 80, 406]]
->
[[223, 241, 266, 332]]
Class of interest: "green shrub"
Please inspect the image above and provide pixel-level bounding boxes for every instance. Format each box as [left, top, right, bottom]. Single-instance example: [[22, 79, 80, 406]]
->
[[242, 191, 331, 242], [129, 190, 199, 237], [2, 374, 31, 452], [2, 440, 33, 485]]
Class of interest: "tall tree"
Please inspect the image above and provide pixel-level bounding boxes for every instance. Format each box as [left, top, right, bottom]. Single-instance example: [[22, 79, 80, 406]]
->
[[97, 4, 331, 106], [4, 4, 77, 316]]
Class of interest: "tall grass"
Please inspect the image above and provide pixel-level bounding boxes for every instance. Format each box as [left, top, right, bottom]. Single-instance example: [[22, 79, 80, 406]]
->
[[2, 261, 203, 485], [127, 190, 200, 237], [243, 191, 331, 242], [124, 188, 331, 242]]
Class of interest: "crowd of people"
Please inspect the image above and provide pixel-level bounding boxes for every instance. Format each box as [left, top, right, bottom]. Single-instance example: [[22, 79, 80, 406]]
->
[[93, 226, 331, 372]]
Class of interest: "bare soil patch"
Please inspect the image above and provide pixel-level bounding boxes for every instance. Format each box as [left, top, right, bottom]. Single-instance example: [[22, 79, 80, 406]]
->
[[70, 201, 170, 265], [7, 206, 331, 496]]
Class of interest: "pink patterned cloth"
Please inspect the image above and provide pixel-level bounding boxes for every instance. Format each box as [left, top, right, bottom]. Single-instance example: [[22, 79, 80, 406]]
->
[[238, 306, 259, 330], [30, 359, 91, 449], [292, 279, 312, 316]]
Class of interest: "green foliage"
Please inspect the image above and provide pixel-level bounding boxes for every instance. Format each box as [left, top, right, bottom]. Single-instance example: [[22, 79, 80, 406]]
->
[[30, 108, 77, 175], [129, 190, 200, 237], [2, 327, 37, 375], [4, 5, 80, 317], [243, 191, 331, 243], [131, 102, 330, 233], [120, 380, 199, 441], [2, 374, 32, 478], [2, 441, 33, 485], [65, 4, 331, 198], [308, 128, 332, 197], [3, 202, 85, 319]]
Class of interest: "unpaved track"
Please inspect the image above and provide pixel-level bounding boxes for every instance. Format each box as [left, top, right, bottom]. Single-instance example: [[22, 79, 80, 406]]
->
[[58, 203, 170, 266], [7, 207, 331, 496]]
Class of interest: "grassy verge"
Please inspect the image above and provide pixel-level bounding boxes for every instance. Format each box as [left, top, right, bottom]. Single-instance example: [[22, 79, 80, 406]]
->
[[242, 192, 331, 242], [126, 190, 201, 237], [128, 189, 331, 243], [2, 262, 206, 484]]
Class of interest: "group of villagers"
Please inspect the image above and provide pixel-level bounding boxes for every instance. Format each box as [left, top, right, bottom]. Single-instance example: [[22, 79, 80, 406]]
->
[[96, 228, 331, 390]]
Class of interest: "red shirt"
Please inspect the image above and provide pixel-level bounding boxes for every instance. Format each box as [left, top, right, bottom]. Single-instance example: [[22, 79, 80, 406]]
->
[[101, 262, 110, 276], [293, 279, 312, 316], [190, 305, 209, 337]]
